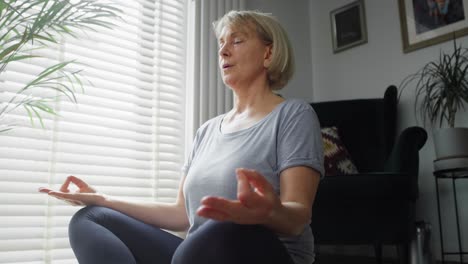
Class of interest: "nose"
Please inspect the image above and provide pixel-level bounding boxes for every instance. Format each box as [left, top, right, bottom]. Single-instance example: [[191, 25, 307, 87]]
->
[[218, 43, 230, 58]]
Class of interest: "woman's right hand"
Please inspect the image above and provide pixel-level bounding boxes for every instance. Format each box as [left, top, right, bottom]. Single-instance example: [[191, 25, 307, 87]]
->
[[38, 175, 105, 206]]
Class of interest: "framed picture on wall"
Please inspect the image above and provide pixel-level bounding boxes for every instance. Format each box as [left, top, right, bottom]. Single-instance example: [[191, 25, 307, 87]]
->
[[330, 0, 368, 53], [399, 0, 468, 53]]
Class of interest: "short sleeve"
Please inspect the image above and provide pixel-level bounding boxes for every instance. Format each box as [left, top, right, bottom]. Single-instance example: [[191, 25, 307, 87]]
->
[[181, 139, 196, 176], [277, 106, 324, 178], [181, 116, 220, 176], [181, 125, 204, 176]]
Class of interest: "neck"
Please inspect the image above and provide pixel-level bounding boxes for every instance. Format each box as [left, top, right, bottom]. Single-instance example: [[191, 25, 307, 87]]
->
[[221, 81, 284, 133], [230, 76, 275, 112], [233, 89, 278, 114], [224, 88, 284, 125]]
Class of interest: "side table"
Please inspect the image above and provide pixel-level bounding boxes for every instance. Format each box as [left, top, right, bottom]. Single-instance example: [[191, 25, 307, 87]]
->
[[434, 167, 468, 264]]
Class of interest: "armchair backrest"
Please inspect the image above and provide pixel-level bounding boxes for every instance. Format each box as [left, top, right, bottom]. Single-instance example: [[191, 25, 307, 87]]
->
[[310, 85, 397, 173]]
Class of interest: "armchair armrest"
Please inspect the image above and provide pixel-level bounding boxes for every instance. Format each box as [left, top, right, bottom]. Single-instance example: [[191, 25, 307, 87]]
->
[[384, 126, 428, 200]]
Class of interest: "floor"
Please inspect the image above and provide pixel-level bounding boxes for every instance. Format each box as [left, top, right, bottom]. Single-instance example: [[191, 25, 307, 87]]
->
[[314, 255, 466, 264], [314, 254, 399, 264]]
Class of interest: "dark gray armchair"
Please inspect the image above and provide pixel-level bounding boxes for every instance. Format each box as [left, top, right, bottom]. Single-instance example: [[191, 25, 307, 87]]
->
[[310, 85, 428, 263]]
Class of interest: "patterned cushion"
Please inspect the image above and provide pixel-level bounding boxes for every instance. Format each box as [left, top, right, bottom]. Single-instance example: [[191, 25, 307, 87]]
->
[[321, 126, 359, 176]]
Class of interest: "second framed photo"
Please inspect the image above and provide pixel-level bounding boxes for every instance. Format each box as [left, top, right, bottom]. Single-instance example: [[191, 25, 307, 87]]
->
[[330, 0, 368, 53], [399, 0, 468, 53]]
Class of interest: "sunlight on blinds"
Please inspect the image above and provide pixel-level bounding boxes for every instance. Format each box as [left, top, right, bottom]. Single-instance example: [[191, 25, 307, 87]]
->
[[0, 0, 188, 263]]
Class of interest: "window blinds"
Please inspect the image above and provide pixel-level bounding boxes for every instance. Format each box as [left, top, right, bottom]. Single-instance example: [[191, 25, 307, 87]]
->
[[0, 0, 188, 263]]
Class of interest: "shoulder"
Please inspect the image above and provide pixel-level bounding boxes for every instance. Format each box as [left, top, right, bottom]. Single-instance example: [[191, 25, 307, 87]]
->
[[194, 114, 223, 139], [277, 98, 316, 119], [274, 98, 321, 132]]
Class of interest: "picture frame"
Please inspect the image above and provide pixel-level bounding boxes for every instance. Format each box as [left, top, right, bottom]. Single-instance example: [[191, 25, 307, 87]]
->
[[330, 0, 368, 53], [398, 0, 468, 53]]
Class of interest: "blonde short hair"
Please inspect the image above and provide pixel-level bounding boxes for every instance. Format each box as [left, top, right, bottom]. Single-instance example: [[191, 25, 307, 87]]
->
[[213, 10, 295, 90]]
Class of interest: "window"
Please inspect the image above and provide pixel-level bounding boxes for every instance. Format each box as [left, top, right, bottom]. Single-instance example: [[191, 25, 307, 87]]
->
[[0, 0, 188, 263]]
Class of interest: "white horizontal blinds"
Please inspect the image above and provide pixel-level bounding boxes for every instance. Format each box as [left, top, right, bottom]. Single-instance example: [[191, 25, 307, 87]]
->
[[152, 0, 187, 203], [0, 0, 187, 263], [0, 26, 65, 264], [0, 126, 55, 264]]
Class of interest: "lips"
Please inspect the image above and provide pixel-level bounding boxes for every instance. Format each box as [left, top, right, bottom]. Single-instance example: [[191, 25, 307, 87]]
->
[[222, 63, 232, 69]]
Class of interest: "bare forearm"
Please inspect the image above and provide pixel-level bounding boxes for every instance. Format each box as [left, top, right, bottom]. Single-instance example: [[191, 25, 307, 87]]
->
[[98, 195, 189, 232], [264, 201, 311, 236], [266, 167, 319, 236]]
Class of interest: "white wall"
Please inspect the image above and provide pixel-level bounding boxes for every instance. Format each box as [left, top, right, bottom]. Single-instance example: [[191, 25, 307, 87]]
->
[[309, 0, 468, 262], [245, 0, 314, 101]]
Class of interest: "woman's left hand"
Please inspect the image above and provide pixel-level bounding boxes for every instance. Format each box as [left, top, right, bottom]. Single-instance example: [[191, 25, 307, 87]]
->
[[196, 168, 281, 225]]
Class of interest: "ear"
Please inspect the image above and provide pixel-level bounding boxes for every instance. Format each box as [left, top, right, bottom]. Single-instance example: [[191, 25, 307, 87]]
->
[[263, 44, 273, 68]]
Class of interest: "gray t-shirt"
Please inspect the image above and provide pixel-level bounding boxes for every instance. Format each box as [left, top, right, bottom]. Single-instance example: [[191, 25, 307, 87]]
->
[[182, 98, 324, 264]]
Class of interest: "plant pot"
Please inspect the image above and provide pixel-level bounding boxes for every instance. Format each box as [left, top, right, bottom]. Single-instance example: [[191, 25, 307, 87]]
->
[[433, 127, 468, 171]]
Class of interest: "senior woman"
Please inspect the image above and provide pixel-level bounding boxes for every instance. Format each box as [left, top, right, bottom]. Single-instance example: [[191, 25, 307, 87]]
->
[[39, 10, 324, 264]]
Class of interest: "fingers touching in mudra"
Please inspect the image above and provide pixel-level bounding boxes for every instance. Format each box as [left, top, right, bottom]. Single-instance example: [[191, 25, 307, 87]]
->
[[38, 175, 102, 206], [196, 168, 281, 225]]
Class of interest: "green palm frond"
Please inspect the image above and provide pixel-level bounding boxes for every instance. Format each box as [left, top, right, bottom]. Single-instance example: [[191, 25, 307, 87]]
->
[[0, 0, 121, 131]]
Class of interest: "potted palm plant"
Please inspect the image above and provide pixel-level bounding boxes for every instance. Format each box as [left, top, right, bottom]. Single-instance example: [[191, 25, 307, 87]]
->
[[0, 0, 120, 132], [400, 37, 468, 170]]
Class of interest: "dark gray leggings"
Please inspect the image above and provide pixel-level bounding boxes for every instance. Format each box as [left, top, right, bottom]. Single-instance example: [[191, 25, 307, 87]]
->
[[69, 206, 295, 264]]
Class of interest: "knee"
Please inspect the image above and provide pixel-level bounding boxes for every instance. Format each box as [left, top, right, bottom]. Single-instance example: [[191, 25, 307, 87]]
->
[[194, 220, 270, 240], [182, 221, 254, 246], [69, 206, 106, 238], [70, 205, 100, 224], [172, 221, 269, 264]]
